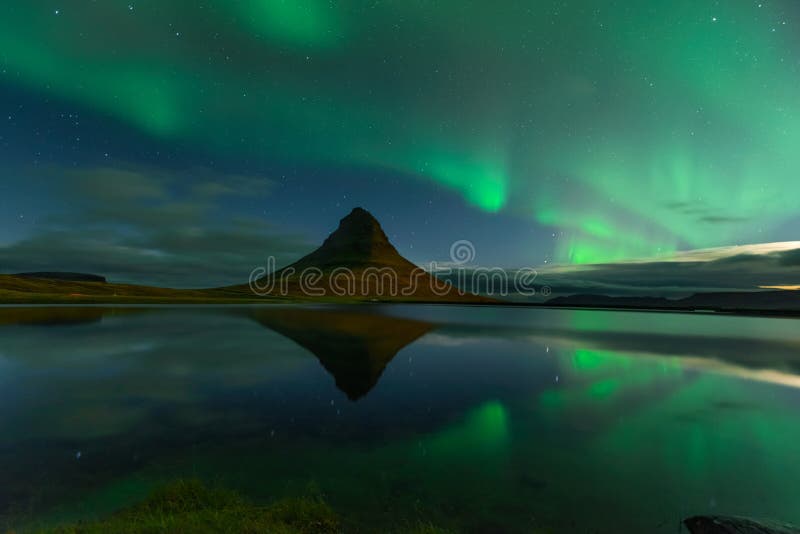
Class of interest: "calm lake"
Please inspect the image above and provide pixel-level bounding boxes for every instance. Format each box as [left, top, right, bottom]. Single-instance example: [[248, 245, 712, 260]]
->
[[2, 305, 800, 532]]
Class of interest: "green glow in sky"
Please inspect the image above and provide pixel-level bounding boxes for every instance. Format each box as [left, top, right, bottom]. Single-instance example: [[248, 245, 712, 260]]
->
[[2, 1, 798, 263], [231, 0, 344, 47]]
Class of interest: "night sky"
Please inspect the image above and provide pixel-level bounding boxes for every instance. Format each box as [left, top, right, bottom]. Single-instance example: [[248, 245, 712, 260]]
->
[[1, 1, 799, 289]]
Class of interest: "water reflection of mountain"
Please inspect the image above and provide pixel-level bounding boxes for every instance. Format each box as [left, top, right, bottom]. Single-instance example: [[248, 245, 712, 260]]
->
[[251, 307, 434, 400]]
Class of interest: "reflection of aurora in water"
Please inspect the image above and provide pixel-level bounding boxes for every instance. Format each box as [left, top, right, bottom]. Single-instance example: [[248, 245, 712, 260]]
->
[[536, 345, 800, 526], [2, 305, 800, 533], [423, 401, 510, 459]]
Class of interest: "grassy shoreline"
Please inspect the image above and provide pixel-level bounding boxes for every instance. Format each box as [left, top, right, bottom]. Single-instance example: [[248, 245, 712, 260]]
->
[[24, 480, 450, 534], [0, 275, 492, 306], [3, 275, 799, 318]]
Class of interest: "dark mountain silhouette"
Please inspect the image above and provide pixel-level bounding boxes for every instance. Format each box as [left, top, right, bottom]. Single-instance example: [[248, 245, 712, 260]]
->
[[251, 307, 433, 400], [286, 207, 418, 272], [224, 207, 490, 302]]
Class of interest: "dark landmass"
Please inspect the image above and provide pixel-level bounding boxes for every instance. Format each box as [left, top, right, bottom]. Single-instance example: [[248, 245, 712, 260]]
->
[[218, 207, 491, 303], [681, 290, 800, 311], [1, 207, 798, 313], [14, 271, 107, 283], [0, 273, 230, 304], [286, 206, 420, 272], [546, 294, 674, 308], [545, 290, 800, 314], [0, 207, 489, 304], [684, 515, 800, 534]]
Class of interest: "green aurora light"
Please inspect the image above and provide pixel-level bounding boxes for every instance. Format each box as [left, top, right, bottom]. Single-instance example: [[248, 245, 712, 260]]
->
[[2, 1, 799, 261]]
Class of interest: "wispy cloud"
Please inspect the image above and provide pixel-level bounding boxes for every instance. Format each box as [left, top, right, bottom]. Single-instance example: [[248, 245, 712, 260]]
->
[[0, 165, 310, 287], [533, 242, 800, 296]]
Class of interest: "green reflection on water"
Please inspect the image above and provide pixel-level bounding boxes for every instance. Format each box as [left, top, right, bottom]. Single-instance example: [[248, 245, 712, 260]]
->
[[542, 348, 684, 408], [573, 348, 631, 372], [588, 379, 619, 399], [427, 401, 509, 457], [528, 342, 800, 528], [4, 306, 800, 533]]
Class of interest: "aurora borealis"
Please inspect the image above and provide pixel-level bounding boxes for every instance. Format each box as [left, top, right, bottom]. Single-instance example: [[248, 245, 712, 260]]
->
[[1, 1, 799, 286]]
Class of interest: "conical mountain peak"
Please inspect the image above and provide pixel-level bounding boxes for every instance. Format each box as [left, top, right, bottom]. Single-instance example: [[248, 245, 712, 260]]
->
[[287, 207, 414, 270], [227, 207, 490, 301], [330, 207, 389, 245], [342, 207, 381, 226]]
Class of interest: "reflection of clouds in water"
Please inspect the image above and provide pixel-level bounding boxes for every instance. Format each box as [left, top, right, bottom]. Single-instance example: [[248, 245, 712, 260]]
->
[[0, 310, 315, 440], [3, 307, 799, 449], [0, 327, 166, 366], [678, 357, 800, 390], [417, 333, 478, 347], [528, 330, 800, 391], [558, 309, 800, 343], [428, 314, 800, 392]]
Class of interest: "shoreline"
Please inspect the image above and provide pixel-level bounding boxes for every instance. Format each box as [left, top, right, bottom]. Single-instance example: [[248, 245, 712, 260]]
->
[[1, 295, 799, 319]]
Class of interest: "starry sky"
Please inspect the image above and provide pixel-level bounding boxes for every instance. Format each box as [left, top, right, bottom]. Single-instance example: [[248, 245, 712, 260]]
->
[[1, 1, 799, 288]]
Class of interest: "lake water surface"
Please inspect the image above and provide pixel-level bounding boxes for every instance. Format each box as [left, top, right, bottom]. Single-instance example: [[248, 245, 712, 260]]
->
[[2, 305, 800, 532]]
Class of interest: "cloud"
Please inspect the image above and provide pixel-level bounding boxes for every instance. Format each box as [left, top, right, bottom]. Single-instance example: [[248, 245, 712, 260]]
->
[[779, 249, 800, 267], [0, 165, 310, 287], [663, 200, 752, 225], [531, 243, 800, 296], [190, 174, 274, 199], [698, 215, 751, 224]]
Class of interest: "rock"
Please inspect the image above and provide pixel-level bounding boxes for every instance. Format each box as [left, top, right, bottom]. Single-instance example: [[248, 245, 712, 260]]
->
[[684, 515, 800, 534]]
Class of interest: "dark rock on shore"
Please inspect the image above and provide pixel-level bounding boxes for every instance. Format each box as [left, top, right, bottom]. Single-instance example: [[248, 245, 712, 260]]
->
[[684, 515, 800, 534]]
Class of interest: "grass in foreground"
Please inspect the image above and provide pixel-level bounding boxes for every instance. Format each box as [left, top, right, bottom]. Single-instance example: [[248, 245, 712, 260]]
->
[[35, 479, 336, 534], [31, 480, 452, 534]]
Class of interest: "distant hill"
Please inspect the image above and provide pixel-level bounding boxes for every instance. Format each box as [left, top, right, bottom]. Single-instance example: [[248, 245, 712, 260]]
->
[[0, 274, 218, 304], [15, 272, 107, 283], [545, 294, 673, 308]]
